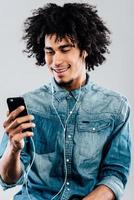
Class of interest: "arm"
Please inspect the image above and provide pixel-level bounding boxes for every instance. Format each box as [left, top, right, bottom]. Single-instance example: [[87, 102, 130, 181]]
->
[[0, 142, 22, 184], [83, 185, 115, 200], [0, 106, 34, 184], [84, 97, 131, 200]]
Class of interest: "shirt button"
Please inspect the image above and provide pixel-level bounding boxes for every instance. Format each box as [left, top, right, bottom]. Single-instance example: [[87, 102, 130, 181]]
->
[[66, 182, 70, 185], [92, 127, 96, 131], [66, 159, 69, 162], [68, 135, 71, 138], [67, 95, 72, 99]]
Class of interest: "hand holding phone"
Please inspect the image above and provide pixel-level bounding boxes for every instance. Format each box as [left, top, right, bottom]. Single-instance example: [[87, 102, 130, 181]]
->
[[3, 97, 35, 151], [7, 97, 33, 132]]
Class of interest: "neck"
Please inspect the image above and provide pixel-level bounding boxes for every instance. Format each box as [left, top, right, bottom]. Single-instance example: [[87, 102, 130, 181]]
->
[[62, 73, 87, 91], [67, 79, 86, 91]]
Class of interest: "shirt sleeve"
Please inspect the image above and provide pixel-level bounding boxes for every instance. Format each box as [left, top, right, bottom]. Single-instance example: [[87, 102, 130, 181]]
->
[[0, 133, 31, 190], [0, 166, 25, 191], [96, 96, 131, 200]]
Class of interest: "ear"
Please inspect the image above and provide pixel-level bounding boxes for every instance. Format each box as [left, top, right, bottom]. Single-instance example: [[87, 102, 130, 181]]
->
[[83, 50, 88, 59]]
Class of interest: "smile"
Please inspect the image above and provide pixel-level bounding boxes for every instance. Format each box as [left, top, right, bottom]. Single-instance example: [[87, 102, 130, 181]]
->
[[52, 66, 70, 74]]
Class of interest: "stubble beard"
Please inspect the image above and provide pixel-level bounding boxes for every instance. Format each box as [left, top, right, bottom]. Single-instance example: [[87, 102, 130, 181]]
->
[[54, 78, 74, 88]]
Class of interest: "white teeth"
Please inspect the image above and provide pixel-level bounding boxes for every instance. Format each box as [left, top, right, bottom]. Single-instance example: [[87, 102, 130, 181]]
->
[[53, 67, 69, 73]]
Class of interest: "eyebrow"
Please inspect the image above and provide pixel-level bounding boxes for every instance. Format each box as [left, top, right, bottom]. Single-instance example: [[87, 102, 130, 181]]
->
[[44, 44, 75, 50]]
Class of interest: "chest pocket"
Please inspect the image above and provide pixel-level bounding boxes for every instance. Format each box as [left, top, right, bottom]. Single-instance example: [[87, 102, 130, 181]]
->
[[33, 114, 62, 154], [76, 119, 111, 159]]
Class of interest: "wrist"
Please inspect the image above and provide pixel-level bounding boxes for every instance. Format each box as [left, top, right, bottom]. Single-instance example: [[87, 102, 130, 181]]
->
[[83, 185, 115, 200], [7, 141, 22, 156]]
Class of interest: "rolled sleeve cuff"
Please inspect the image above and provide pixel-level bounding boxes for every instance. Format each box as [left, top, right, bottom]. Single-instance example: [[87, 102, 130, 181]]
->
[[0, 161, 25, 191], [96, 175, 124, 200], [0, 174, 24, 190]]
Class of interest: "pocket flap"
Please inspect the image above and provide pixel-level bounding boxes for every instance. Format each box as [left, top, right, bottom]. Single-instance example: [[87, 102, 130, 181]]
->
[[78, 119, 111, 133]]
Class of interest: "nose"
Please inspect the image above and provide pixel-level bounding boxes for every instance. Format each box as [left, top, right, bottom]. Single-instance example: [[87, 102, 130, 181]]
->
[[52, 52, 63, 67]]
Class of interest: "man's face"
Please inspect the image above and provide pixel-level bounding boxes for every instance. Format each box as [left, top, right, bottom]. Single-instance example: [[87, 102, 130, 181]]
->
[[44, 34, 87, 90]]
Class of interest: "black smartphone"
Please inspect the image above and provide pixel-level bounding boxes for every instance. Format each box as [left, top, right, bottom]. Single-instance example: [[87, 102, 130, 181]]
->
[[7, 97, 32, 132]]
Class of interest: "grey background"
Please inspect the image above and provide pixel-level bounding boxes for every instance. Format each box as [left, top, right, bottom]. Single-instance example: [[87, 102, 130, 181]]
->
[[0, 0, 133, 199]]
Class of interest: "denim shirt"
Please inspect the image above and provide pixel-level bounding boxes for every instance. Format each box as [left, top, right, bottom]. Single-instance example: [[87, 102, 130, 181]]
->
[[0, 74, 131, 200]]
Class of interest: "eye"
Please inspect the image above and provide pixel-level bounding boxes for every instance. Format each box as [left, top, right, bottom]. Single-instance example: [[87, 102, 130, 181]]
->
[[45, 51, 54, 55], [61, 48, 71, 53], [61, 50, 69, 53]]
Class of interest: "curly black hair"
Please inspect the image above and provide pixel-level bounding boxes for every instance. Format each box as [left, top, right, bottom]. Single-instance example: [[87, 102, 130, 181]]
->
[[22, 3, 111, 71]]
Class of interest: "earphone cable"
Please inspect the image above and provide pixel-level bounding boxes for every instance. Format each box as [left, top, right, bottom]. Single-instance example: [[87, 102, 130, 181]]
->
[[51, 82, 82, 200], [22, 132, 36, 200], [22, 80, 82, 200]]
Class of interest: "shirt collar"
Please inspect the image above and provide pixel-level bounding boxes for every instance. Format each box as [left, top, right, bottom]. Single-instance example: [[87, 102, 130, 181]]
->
[[50, 73, 92, 101]]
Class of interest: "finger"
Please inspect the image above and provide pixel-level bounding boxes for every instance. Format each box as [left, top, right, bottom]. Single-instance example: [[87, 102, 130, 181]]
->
[[7, 115, 34, 131], [11, 131, 33, 150], [12, 131, 34, 144], [8, 122, 35, 137], [3, 106, 25, 127]]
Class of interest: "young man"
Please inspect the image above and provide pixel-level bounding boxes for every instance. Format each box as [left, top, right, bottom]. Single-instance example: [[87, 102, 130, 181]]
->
[[0, 3, 131, 200]]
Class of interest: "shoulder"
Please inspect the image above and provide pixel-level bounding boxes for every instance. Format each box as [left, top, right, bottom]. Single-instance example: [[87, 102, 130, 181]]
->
[[22, 83, 52, 114], [86, 82, 130, 121], [90, 82, 126, 100], [23, 83, 51, 98]]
